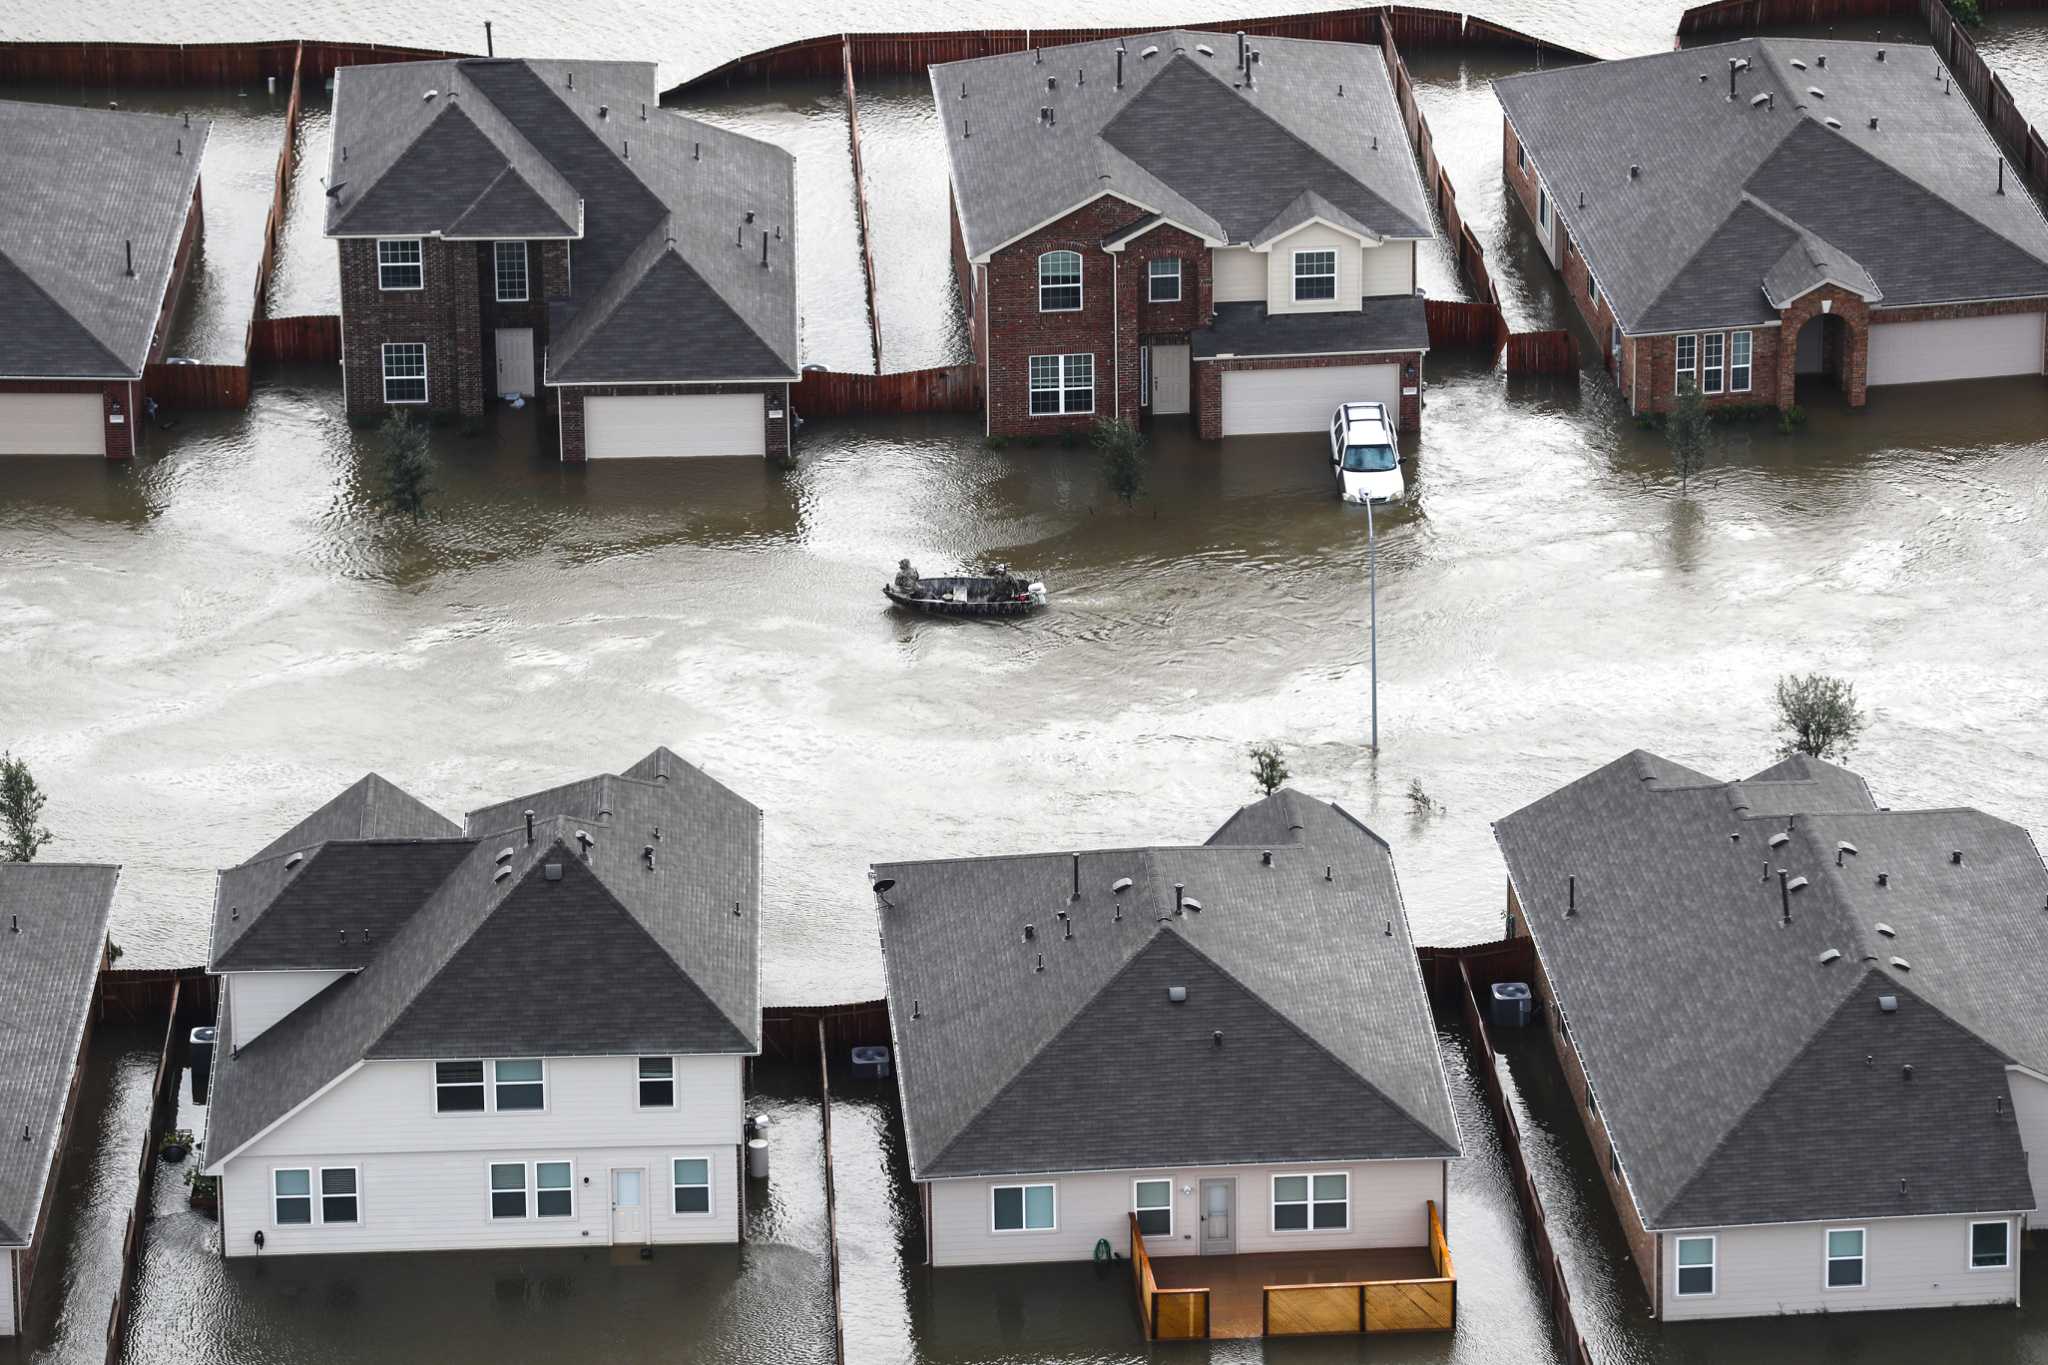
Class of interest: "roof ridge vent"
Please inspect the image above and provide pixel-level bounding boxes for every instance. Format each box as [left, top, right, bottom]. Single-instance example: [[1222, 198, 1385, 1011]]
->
[[1141, 44, 1159, 59], [1818, 948, 1842, 964], [1751, 91, 1771, 108], [1875, 922, 1896, 937], [1824, 116, 1842, 130], [1768, 831, 1790, 848], [1791, 58, 1807, 70], [1787, 875, 1810, 892], [1809, 87, 1825, 99], [1891, 956, 1912, 971]]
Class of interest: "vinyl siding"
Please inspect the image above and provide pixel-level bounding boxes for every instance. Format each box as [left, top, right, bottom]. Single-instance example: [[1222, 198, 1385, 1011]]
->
[[1266, 224, 1360, 316], [1, 1248, 15, 1337], [1211, 247, 1265, 304], [1360, 240, 1414, 299], [1660, 1214, 2020, 1320], [227, 971, 349, 1048], [927, 1158, 1444, 1267], [2007, 1069, 2048, 1217], [218, 1053, 742, 1257]]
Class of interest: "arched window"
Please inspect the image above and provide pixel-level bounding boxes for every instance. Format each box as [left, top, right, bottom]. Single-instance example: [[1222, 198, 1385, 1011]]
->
[[1038, 251, 1082, 312]]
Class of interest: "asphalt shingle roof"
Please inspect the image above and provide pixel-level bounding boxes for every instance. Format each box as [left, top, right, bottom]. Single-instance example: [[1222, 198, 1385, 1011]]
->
[[935, 31, 1430, 261], [0, 864, 117, 1247], [1494, 40, 2048, 333], [1494, 750, 2048, 1229], [875, 790, 1458, 1181], [1192, 294, 1429, 358], [326, 59, 797, 383], [0, 101, 208, 379]]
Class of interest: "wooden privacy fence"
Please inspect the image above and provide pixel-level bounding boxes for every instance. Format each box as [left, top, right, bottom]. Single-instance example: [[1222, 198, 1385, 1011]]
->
[[1130, 1213, 1210, 1339], [1427, 299, 1508, 350], [102, 973, 190, 1365], [760, 998, 893, 1061], [841, 39, 884, 371], [1262, 1200, 1456, 1336], [1506, 329, 1577, 374], [142, 362, 250, 409], [791, 364, 982, 418], [251, 314, 343, 365], [0, 37, 465, 85]]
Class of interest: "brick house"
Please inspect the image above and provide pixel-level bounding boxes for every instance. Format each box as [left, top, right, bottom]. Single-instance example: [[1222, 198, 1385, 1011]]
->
[[935, 31, 1434, 442], [0, 100, 208, 459], [327, 59, 798, 461], [1497, 40, 2048, 416]]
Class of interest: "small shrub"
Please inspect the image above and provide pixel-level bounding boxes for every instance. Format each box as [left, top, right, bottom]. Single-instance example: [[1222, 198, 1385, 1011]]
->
[[376, 410, 436, 522], [1248, 742, 1290, 796], [1776, 403, 1808, 436], [1406, 778, 1447, 819], [1666, 384, 1711, 494], [1951, 0, 1983, 25], [1092, 417, 1149, 509]]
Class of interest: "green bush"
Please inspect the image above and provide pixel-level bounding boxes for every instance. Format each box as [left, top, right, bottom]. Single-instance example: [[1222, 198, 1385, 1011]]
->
[[1950, 0, 1983, 25], [1777, 404, 1808, 435]]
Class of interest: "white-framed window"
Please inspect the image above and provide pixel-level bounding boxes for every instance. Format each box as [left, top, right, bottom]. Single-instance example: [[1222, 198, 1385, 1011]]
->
[[1970, 1219, 2011, 1270], [1674, 1234, 1716, 1297], [638, 1056, 675, 1108], [991, 1183, 1056, 1232], [1272, 1171, 1348, 1231], [1537, 185, 1549, 230], [1702, 332, 1726, 395], [536, 1160, 574, 1217], [490, 1162, 529, 1219], [494, 1058, 544, 1110], [494, 240, 529, 302], [435, 1059, 485, 1112], [382, 342, 428, 405], [672, 1156, 713, 1215], [1517, 138, 1527, 171], [1674, 334, 1697, 393], [1293, 249, 1337, 303], [1589, 272, 1600, 308], [274, 1168, 314, 1225], [1133, 1179, 1173, 1238], [1027, 353, 1093, 416], [377, 238, 423, 290], [321, 1167, 361, 1224], [1037, 250, 1082, 311], [1825, 1227, 1866, 1289], [1730, 330, 1752, 393], [1147, 257, 1181, 303]]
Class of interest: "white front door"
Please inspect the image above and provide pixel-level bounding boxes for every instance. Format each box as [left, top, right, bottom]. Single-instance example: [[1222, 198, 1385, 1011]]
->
[[0, 393, 104, 456], [1867, 312, 2046, 386], [584, 393, 767, 458], [610, 1168, 647, 1245], [1220, 363, 1400, 436], [1151, 344, 1191, 415], [495, 328, 535, 396]]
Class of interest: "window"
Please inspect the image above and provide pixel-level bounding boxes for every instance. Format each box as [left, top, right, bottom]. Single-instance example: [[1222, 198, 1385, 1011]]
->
[[1538, 185, 1549, 230], [638, 1057, 675, 1108], [494, 241, 529, 302], [1702, 332, 1726, 395], [1971, 1220, 2011, 1270], [1133, 1180, 1173, 1238], [1517, 138, 1527, 171], [991, 1183, 1056, 1232], [1825, 1227, 1866, 1289], [1589, 272, 1600, 308], [377, 238, 423, 290], [1147, 257, 1181, 303], [1730, 330, 1752, 393], [1027, 353, 1093, 416], [1273, 1172, 1348, 1231], [536, 1161, 573, 1217], [495, 1058, 544, 1110], [1675, 334, 1697, 393], [321, 1167, 360, 1224], [274, 1168, 313, 1225], [490, 1162, 529, 1219], [1037, 251, 1081, 311], [673, 1157, 712, 1214], [1674, 1235, 1716, 1297], [383, 343, 428, 404], [1293, 250, 1337, 302], [435, 1060, 485, 1112]]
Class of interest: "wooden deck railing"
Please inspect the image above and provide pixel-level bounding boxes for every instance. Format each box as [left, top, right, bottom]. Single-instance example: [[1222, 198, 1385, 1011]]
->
[[1261, 1201, 1457, 1337], [1128, 1212, 1210, 1339]]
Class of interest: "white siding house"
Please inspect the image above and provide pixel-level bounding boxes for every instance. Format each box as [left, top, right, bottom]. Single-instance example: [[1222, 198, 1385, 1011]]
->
[[1659, 1215, 2021, 1320], [226, 970, 347, 1048]]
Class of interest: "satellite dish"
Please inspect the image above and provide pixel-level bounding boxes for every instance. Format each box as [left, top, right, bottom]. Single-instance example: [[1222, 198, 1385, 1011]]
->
[[872, 878, 897, 906]]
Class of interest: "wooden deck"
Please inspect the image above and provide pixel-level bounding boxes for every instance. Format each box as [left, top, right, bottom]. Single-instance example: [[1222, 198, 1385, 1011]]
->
[[1150, 1246, 1437, 1338]]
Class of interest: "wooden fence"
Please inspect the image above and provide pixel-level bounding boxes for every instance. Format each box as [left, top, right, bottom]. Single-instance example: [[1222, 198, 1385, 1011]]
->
[[791, 364, 982, 418], [760, 998, 893, 1062], [1426, 299, 1508, 350], [251, 314, 343, 365], [1262, 1200, 1456, 1336], [1505, 329, 1577, 375], [102, 972, 196, 1365], [141, 362, 250, 409], [0, 38, 464, 85], [841, 39, 884, 372], [1129, 1212, 1210, 1339]]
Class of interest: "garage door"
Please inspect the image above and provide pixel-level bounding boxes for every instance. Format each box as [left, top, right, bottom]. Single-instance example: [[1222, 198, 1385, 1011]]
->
[[1220, 363, 1400, 437], [584, 393, 766, 458], [0, 393, 104, 456], [1868, 313, 2045, 387]]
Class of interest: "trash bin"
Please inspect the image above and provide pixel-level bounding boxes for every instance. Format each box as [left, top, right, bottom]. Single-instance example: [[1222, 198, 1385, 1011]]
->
[[850, 1045, 892, 1080], [1490, 982, 1533, 1029], [747, 1138, 770, 1179], [190, 1026, 217, 1087]]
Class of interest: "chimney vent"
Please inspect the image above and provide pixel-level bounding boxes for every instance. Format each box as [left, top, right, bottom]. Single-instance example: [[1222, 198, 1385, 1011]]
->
[[524, 810, 535, 844], [1261, 850, 1272, 866], [1778, 868, 1792, 925], [1628, 164, 1640, 180], [1567, 874, 1577, 916], [124, 240, 134, 276], [1115, 48, 1124, 89], [1952, 849, 1965, 865], [1212, 1030, 1224, 1047], [1174, 883, 1185, 916], [1034, 952, 1045, 973], [1071, 853, 1081, 901], [575, 830, 592, 854]]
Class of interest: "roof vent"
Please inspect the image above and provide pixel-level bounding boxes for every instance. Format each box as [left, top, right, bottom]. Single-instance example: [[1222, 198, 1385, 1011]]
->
[[1768, 831, 1790, 849], [496, 847, 515, 864], [1877, 48, 1886, 61], [1809, 87, 1825, 99], [1196, 44, 1214, 56], [1791, 58, 1807, 70], [1750, 91, 1770, 108], [1023, 923, 1035, 941], [1876, 922, 1896, 937], [1877, 871, 1889, 887], [1111, 877, 1133, 894], [493, 866, 512, 883], [544, 862, 563, 881], [1261, 850, 1272, 866], [1878, 994, 1898, 1012], [1787, 875, 1810, 892], [1868, 116, 1879, 130], [1628, 164, 1640, 181], [1817, 53, 1827, 68], [1046, 75, 1057, 91], [1835, 840, 1858, 866], [1951, 849, 1964, 865], [1141, 45, 1159, 59], [285, 852, 304, 871], [1181, 897, 1203, 913], [422, 89, 439, 101], [1167, 985, 1187, 1003], [1824, 117, 1842, 130], [1891, 956, 1912, 971], [1818, 948, 1842, 964], [1212, 1030, 1224, 1047], [599, 104, 609, 119], [642, 844, 655, 868]]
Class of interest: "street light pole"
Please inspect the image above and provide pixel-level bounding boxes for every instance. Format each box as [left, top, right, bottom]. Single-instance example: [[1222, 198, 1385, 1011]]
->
[[1367, 495, 1378, 753]]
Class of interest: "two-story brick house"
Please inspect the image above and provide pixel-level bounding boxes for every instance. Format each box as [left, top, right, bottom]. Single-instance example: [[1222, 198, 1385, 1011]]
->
[[1497, 40, 2048, 416], [936, 31, 1435, 441], [326, 58, 798, 461]]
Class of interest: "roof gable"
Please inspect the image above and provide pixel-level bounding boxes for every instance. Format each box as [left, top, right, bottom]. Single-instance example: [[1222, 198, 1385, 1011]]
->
[[332, 102, 565, 238], [212, 839, 479, 972], [0, 248, 128, 376], [548, 233, 793, 383]]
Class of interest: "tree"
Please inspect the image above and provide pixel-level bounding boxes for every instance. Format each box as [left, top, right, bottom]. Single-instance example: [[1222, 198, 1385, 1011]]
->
[[377, 410, 435, 521], [1092, 417, 1147, 509], [1248, 741, 1290, 796], [0, 751, 53, 862], [1773, 673, 1866, 761], [1666, 383, 1711, 494]]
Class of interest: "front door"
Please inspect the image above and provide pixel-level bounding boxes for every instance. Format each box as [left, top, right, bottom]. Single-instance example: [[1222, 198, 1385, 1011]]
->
[[1198, 1178, 1235, 1256], [495, 327, 535, 396], [1151, 344, 1191, 415], [610, 1168, 647, 1245]]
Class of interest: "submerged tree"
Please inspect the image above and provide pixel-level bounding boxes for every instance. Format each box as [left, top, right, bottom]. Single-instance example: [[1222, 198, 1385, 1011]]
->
[[0, 751, 53, 862], [378, 410, 436, 522], [1248, 741, 1291, 796], [1666, 383, 1711, 494], [1092, 417, 1148, 509], [1773, 673, 1867, 761]]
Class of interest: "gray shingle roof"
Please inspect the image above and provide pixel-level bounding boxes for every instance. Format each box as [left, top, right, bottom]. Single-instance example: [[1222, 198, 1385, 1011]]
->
[[1494, 750, 2048, 1229], [0, 101, 208, 379], [0, 864, 117, 1247], [1494, 40, 2048, 334], [204, 748, 759, 1166], [1192, 294, 1429, 358], [935, 32, 1430, 261], [327, 59, 797, 383], [875, 790, 1458, 1181]]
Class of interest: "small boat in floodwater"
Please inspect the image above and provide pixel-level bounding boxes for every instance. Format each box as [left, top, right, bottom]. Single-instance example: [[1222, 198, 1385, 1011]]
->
[[884, 572, 1048, 619]]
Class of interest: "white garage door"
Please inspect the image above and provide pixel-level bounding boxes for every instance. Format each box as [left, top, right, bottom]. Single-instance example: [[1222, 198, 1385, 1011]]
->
[[1868, 313, 2045, 387], [584, 393, 765, 458], [0, 393, 104, 456], [1220, 363, 1400, 437]]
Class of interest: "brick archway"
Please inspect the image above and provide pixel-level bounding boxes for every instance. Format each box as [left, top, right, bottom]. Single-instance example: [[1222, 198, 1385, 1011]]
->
[[1775, 287, 1870, 409]]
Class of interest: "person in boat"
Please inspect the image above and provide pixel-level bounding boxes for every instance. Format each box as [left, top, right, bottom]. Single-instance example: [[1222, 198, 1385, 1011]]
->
[[893, 558, 924, 597], [988, 563, 1021, 600]]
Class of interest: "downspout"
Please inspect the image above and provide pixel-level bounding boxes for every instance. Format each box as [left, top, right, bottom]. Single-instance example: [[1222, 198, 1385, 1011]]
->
[[981, 266, 991, 440], [126, 379, 136, 459], [1112, 253, 1120, 422]]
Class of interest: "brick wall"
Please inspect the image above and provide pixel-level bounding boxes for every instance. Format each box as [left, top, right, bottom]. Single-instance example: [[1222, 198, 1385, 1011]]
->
[[0, 379, 137, 460], [558, 381, 789, 462], [1627, 324, 1784, 415], [339, 236, 484, 421], [1774, 286, 1870, 409], [1193, 351, 1423, 439], [1114, 223, 1212, 417], [476, 240, 571, 400], [984, 195, 1128, 437]]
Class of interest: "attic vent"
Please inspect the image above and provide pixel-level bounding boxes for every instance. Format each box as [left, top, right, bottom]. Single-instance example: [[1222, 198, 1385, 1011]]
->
[[1878, 994, 1899, 1012], [1787, 875, 1810, 892], [1167, 986, 1187, 1003], [422, 89, 439, 101], [1111, 877, 1133, 894], [1875, 922, 1896, 937], [1180, 897, 1203, 913], [1141, 45, 1159, 59], [494, 866, 512, 883], [1750, 92, 1770, 108], [1891, 956, 1912, 971], [1767, 831, 1789, 849], [1791, 58, 1807, 70], [1824, 117, 1842, 129], [1196, 44, 1214, 56], [1835, 840, 1858, 865], [544, 862, 563, 881], [1808, 87, 1825, 99], [1818, 948, 1842, 965], [285, 852, 304, 871], [496, 847, 514, 863]]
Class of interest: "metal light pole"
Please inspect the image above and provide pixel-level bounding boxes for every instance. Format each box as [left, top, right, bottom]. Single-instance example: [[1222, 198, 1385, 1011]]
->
[[1367, 496, 1378, 753]]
